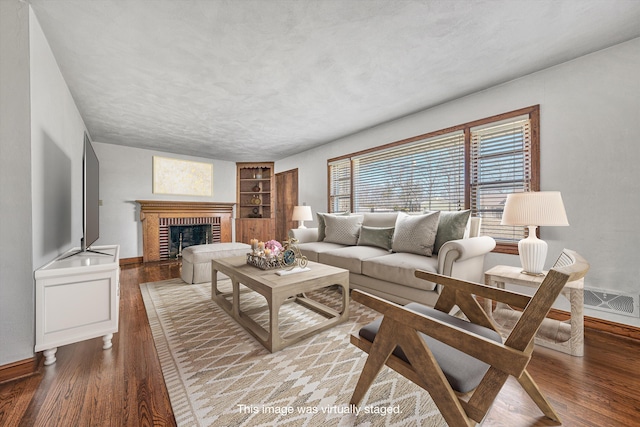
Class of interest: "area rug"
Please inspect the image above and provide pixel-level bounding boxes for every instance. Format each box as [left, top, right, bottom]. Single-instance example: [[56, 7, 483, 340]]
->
[[140, 278, 445, 426]]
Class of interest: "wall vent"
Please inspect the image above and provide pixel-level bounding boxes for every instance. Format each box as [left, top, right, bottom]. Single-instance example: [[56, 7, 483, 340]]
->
[[583, 288, 639, 318]]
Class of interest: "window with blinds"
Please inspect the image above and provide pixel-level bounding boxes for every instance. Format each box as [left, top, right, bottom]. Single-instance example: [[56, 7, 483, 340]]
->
[[328, 158, 351, 212], [352, 132, 464, 213], [327, 106, 539, 253], [470, 118, 532, 244]]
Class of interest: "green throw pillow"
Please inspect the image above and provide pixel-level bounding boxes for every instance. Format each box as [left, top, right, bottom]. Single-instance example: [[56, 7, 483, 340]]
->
[[357, 226, 395, 250], [428, 209, 472, 254]]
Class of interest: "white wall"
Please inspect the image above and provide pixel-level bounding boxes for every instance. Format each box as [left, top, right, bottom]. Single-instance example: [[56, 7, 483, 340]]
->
[[0, 1, 88, 365], [0, 0, 34, 365], [277, 37, 640, 327], [29, 7, 88, 270], [93, 143, 236, 259], [0, 2, 237, 365]]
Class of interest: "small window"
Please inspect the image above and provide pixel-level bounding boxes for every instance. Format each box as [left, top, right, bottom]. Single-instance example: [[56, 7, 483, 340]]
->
[[328, 158, 351, 213]]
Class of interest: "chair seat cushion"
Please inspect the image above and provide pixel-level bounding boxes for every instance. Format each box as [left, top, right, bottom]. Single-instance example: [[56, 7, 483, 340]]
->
[[359, 303, 502, 393]]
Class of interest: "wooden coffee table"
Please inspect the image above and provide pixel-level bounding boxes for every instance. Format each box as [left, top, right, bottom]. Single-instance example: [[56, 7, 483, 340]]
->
[[211, 256, 350, 352]]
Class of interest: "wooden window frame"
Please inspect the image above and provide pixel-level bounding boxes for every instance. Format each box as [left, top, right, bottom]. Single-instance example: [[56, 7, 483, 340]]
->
[[327, 105, 540, 254]]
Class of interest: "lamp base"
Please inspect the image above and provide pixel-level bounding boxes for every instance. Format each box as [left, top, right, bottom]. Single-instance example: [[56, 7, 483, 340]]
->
[[297, 221, 307, 229], [518, 225, 547, 275]]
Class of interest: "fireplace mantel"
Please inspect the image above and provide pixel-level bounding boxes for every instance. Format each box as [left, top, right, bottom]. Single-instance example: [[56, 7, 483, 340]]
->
[[137, 200, 235, 262]]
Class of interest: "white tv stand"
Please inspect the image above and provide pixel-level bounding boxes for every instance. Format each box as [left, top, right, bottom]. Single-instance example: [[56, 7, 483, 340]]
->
[[35, 245, 120, 365]]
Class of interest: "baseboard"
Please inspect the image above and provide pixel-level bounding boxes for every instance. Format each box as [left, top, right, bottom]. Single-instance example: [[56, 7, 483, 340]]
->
[[120, 256, 143, 266], [0, 355, 41, 385], [547, 308, 640, 341], [482, 298, 640, 342]]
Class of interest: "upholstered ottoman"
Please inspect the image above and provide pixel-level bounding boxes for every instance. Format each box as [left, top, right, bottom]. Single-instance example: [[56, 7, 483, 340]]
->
[[180, 242, 251, 284]]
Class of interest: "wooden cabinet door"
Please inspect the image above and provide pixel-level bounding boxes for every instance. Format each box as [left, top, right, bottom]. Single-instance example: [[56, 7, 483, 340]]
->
[[236, 218, 275, 244]]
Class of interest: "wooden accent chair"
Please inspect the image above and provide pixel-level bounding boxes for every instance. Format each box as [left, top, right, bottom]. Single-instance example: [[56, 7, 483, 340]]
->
[[349, 249, 589, 426]]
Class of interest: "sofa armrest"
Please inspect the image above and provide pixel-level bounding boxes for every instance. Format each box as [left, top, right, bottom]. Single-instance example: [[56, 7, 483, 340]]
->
[[288, 228, 319, 243], [437, 236, 496, 278]]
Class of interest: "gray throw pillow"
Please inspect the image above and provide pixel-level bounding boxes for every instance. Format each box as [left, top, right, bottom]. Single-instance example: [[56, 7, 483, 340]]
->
[[426, 210, 472, 254], [391, 211, 440, 256], [357, 226, 395, 250], [317, 211, 349, 241], [324, 215, 361, 245]]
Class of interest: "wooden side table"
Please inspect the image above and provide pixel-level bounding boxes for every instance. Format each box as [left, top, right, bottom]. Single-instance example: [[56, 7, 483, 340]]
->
[[484, 265, 585, 356]]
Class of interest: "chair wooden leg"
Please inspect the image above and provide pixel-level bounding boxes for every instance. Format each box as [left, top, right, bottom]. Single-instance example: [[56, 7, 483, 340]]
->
[[465, 367, 510, 422], [350, 318, 398, 406], [399, 328, 475, 427], [518, 369, 562, 423]]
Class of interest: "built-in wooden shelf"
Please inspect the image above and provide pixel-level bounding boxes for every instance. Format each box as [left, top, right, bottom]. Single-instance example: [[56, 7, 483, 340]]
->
[[236, 162, 275, 243]]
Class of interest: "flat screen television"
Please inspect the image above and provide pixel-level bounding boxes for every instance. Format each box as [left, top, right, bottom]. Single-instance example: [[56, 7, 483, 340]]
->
[[82, 132, 100, 252]]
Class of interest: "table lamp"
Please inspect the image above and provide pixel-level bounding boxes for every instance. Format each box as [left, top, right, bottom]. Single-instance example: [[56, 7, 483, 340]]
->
[[292, 205, 313, 229], [501, 191, 569, 275]]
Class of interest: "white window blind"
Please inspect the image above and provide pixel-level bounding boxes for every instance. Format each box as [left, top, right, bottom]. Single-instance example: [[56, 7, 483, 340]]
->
[[328, 158, 351, 213], [327, 106, 539, 252], [470, 117, 532, 243], [352, 132, 464, 213]]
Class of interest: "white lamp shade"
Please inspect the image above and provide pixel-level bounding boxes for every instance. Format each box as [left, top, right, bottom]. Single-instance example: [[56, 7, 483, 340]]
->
[[501, 191, 568, 275], [500, 191, 569, 226], [292, 206, 313, 222]]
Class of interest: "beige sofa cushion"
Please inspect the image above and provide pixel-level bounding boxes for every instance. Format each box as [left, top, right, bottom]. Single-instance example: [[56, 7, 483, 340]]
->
[[350, 275, 440, 306], [362, 252, 439, 291], [297, 241, 346, 262], [362, 212, 398, 227], [319, 246, 391, 274]]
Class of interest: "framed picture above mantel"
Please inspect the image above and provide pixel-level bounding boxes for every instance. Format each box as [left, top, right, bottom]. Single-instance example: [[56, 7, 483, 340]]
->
[[152, 156, 213, 197]]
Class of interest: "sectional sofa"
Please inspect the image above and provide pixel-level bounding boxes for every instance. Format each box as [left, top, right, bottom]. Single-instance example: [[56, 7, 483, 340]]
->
[[289, 211, 496, 307]]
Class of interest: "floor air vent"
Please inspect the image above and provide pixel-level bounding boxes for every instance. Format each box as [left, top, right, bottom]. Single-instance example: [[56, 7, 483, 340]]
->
[[584, 288, 639, 318]]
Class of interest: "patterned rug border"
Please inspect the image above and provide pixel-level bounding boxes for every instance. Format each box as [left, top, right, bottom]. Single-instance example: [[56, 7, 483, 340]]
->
[[140, 278, 445, 427], [141, 279, 203, 425]]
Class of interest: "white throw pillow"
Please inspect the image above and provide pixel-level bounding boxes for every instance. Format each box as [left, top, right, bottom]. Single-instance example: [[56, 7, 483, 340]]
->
[[324, 215, 361, 245], [391, 211, 441, 256]]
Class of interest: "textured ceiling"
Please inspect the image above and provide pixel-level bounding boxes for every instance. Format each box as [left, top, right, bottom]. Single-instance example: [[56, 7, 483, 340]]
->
[[29, 0, 640, 161]]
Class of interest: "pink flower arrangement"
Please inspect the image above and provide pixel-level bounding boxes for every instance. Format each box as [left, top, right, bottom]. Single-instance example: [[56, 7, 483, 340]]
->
[[264, 240, 283, 255]]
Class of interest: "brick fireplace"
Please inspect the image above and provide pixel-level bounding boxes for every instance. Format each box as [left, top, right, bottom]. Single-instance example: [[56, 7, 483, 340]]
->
[[137, 200, 235, 262]]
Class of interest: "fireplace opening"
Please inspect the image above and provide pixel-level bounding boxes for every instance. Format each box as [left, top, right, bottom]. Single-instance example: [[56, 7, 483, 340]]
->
[[158, 216, 222, 260], [169, 224, 213, 258]]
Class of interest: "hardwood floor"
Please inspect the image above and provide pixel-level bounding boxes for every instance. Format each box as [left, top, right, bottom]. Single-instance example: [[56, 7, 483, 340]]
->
[[1, 260, 639, 426], [0, 261, 180, 427]]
